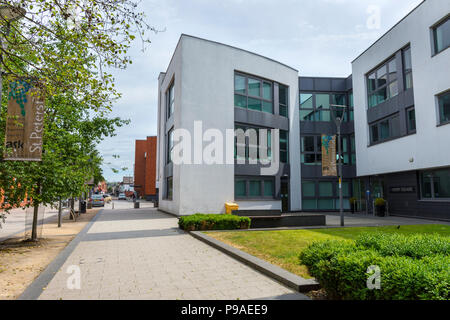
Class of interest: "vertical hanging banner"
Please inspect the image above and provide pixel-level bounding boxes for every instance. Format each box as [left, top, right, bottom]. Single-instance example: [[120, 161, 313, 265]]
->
[[4, 80, 45, 161], [322, 134, 337, 176]]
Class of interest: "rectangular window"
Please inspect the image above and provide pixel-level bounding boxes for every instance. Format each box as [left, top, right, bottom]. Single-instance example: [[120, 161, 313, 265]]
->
[[263, 180, 274, 197], [166, 177, 173, 200], [367, 56, 399, 108], [235, 177, 275, 199], [438, 91, 450, 125], [279, 84, 288, 117], [234, 124, 273, 162], [166, 81, 175, 119], [420, 168, 450, 199], [403, 47, 413, 89], [407, 107, 416, 133], [280, 130, 289, 163], [433, 16, 450, 55], [301, 136, 322, 166], [167, 128, 174, 164], [234, 73, 274, 114], [369, 114, 400, 144], [302, 181, 315, 197], [319, 182, 333, 197], [235, 179, 246, 197]]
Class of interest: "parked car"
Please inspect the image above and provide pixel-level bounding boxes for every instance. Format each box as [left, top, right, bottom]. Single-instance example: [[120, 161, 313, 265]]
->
[[118, 193, 127, 200], [102, 194, 112, 203], [90, 194, 105, 207]]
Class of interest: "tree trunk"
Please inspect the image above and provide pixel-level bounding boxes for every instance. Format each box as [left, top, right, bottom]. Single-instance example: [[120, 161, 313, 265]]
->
[[58, 197, 62, 228], [31, 204, 39, 241]]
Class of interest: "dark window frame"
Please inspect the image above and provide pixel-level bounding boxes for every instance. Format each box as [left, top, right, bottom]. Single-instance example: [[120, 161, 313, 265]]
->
[[165, 177, 173, 201], [235, 176, 276, 200], [279, 84, 289, 118], [402, 46, 413, 90], [431, 15, 450, 56], [406, 106, 416, 134], [300, 92, 352, 123], [167, 127, 174, 164], [166, 79, 175, 120], [234, 123, 273, 163], [366, 56, 398, 109], [369, 113, 401, 146], [234, 72, 275, 115], [437, 90, 450, 126], [301, 180, 352, 210], [420, 168, 450, 201]]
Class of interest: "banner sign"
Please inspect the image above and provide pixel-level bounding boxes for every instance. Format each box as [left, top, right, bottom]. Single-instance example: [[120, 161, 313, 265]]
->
[[321, 135, 337, 176], [4, 80, 44, 161]]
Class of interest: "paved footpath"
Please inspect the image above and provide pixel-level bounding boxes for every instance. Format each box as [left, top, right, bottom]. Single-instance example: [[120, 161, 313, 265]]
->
[[32, 208, 306, 300]]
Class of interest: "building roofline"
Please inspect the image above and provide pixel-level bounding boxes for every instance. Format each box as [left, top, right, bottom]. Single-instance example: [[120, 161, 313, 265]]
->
[[299, 75, 350, 80], [163, 34, 299, 74], [352, 0, 426, 63]]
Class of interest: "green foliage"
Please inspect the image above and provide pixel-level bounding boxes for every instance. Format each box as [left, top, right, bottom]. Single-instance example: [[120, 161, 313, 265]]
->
[[356, 233, 450, 258], [299, 233, 450, 300], [374, 198, 386, 207], [178, 214, 251, 231]]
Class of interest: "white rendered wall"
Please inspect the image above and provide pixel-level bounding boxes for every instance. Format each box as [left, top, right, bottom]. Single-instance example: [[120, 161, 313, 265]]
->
[[352, 0, 450, 177], [159, 35, 299, 215]]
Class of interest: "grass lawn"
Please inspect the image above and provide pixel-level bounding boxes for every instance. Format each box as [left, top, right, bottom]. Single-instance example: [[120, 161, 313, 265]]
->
[[205, 224, 450, 279]]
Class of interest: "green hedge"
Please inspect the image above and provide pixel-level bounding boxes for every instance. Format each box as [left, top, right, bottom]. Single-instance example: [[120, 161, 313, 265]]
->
[[299, 233, 450, 300], [355, 233, 450, 258], [178, 214, 251, 231]]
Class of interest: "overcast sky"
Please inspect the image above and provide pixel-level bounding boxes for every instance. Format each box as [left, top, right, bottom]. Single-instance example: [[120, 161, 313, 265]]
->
[[99, 0, 423, 182]]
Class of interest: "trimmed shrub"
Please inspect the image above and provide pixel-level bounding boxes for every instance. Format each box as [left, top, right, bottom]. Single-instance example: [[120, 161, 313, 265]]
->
[[356, 233, 450, 258], [299, 233, 450, 300], [299, 240, 356, 276], [178, 214, 251, 231]]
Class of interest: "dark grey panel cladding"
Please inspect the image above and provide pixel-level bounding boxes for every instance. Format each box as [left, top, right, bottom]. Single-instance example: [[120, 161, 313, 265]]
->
[[235, 107, 289, 130], [301, 164, 356, 179], [299, 77, 351, 92], [384, 170, 449, 221], [300, 122, 354, 136]]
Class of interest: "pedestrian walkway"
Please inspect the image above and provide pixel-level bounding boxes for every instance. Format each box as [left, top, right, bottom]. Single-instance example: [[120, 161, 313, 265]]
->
[[31, 208, 306, 300]]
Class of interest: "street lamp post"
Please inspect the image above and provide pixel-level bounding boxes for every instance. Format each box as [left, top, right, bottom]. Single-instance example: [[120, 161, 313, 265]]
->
[[331, 104, 348, 227]]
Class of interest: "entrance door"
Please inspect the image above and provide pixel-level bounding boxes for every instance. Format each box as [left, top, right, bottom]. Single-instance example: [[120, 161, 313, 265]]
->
[[281, 179, 289, 213]]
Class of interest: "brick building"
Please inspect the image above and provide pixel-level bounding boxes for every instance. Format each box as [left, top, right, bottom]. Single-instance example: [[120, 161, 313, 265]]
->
[[134, 136, 158, 201]]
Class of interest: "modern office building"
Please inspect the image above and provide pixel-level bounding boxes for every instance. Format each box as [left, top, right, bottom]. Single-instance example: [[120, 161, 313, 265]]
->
[[134, 136, 158, 201], [156, 0, 450, 220]]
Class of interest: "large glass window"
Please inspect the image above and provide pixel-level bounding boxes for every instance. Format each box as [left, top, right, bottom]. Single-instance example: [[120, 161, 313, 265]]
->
[[369, 114, 401, 145], [367, 57, 398, 108], [301, 136, 321, 166], [433, 17, 450, 55], [235, 177, 275, 199], [302, 180, 352, 211], [438, 91, 450, 125], [234, 124, 273, 162], [234, 73, 274, 115], [167, 81, 175, 119], [300, 92, 352, 123], [421, 168, 450, 199]]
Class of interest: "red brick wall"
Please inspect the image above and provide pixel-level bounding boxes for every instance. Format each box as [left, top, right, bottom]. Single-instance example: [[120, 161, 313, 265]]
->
[[145, 137, 157, 196], [134, 136, 157, 198]]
